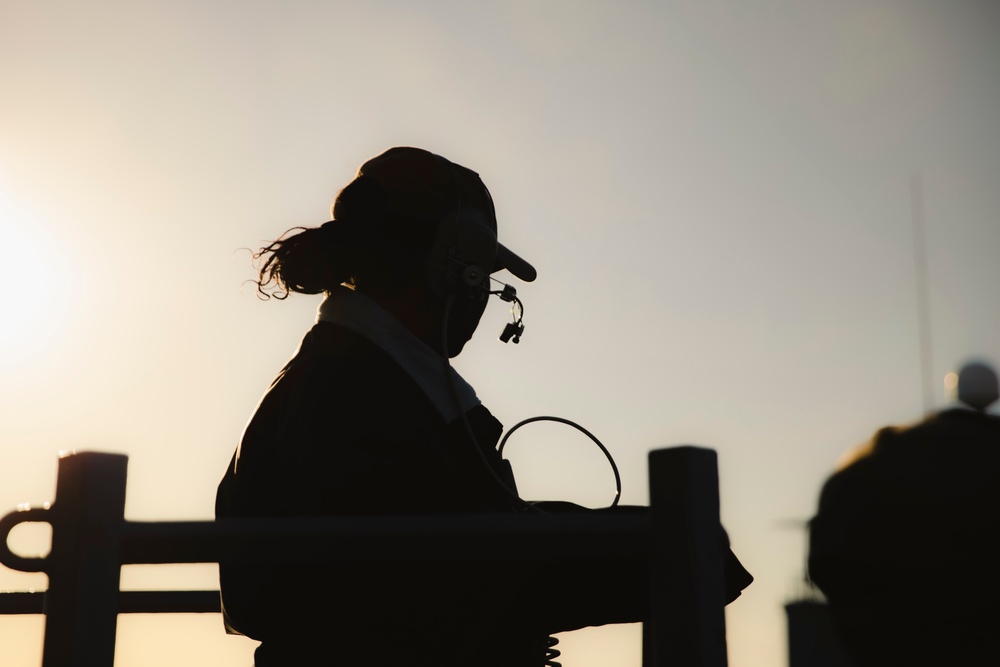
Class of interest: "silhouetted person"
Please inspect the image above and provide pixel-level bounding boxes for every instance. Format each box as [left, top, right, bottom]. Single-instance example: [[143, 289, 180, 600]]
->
[[216, 147, 751, 666], [808, 360, 1000, 667]]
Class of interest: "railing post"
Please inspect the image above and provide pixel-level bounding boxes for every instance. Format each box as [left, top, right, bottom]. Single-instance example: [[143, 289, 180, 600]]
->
[[644, 446, 728, 667], [42, 452, 128, 667]]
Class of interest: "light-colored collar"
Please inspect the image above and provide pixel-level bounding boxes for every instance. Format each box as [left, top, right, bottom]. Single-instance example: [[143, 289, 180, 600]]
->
[[316, 287, 480, 423]]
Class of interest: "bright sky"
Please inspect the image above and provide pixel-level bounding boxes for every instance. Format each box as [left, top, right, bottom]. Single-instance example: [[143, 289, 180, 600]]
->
[[2, 1, 999, 666]]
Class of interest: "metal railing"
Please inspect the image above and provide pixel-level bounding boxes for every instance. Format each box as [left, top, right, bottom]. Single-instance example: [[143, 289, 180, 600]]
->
[[0, 446, 729, 667]]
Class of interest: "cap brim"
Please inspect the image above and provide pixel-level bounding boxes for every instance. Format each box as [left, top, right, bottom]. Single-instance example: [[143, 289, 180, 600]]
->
[[496, 243, 537, 282]]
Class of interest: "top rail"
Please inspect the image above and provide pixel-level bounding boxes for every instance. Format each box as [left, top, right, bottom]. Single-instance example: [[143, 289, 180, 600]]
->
[[2, 512, 652, 570]]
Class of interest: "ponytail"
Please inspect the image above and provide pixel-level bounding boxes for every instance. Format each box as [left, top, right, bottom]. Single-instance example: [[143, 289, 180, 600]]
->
[[252, 219, 426, 300], [252, 224, 350, 299]]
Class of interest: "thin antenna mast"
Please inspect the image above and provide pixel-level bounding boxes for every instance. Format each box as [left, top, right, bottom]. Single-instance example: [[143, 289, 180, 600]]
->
[[910, 173, 934, 415]]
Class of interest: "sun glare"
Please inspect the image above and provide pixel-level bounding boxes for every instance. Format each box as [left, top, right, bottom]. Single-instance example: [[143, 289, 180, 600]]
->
[[0, 190, 72, 372]]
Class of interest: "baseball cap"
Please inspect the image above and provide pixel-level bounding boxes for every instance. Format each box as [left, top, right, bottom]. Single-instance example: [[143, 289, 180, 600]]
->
[[331, 147, 536, 283]]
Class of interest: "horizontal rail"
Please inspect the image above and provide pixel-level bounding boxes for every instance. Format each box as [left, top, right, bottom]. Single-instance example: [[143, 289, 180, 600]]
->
[[1, 511, 651, 573], [118, 512, 652, 565], [0, 590, 220, 615]]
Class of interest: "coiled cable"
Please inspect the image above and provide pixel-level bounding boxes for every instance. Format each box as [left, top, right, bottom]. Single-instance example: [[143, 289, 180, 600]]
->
[[545, 635, 562, 667]]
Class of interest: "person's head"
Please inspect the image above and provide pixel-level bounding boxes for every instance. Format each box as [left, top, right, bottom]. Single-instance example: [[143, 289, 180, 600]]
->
[[955, 360, 999, 411], [252, 146, 535, 356]]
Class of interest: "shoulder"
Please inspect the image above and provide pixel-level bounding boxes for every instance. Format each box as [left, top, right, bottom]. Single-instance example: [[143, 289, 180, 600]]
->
[[819, 409, 1000, 515], [244, 322, 444, 455], [280, 322, 424, 397]]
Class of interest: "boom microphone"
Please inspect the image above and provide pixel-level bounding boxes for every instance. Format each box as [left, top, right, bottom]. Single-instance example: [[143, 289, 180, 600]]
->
[[492, 282, 525, 344]]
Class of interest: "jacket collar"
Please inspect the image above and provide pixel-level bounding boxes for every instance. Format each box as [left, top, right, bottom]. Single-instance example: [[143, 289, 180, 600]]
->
[[316, 287, 481, 423]]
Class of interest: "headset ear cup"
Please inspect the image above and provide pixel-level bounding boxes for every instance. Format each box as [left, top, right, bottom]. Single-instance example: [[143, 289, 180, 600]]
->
[[426, 207, 498, 300]]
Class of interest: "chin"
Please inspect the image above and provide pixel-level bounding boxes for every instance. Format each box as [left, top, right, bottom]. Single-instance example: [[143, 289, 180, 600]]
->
[[444, 305, 486, 358], [446, 337, 471, 358]]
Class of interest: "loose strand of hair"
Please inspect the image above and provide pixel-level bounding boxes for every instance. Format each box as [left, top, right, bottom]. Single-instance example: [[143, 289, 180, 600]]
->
[[251, 227, 312, 300]]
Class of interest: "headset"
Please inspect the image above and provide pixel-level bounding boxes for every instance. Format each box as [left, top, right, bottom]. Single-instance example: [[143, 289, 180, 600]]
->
[[420, 156, 535, 506], [424, 158, 617, 667], [422, 155, 525, 344], [427, 157, 619, 501]]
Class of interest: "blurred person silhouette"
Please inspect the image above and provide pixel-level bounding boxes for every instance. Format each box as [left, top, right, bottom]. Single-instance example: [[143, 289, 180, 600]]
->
[[808, 360, 1000, 667], [216, 147, 751, 667]]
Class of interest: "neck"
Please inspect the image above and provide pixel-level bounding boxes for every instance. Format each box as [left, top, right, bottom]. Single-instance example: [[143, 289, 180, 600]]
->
[[354, 284, 444, 354]]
